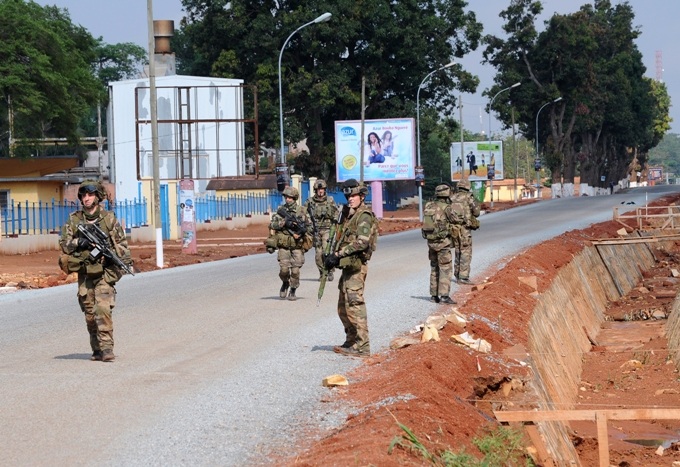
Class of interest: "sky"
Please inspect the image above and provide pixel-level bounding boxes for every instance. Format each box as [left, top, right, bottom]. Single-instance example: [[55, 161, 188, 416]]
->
[[35, 0, 679, 134]]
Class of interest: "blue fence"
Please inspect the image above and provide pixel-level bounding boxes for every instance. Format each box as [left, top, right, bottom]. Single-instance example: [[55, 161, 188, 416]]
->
[[189, 191, 280, 223], [2, 183, 401, 237], [1, 198, 148, 237]]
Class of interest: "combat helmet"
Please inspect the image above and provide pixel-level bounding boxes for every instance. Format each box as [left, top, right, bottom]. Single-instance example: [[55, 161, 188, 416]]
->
[[342, 178, 368, 197], [282, 186, 299, 200], [435, 184, 451, 198], [457, 179, 471, 191], [78, 179, 106, 201], [313, 179, 327, 190]]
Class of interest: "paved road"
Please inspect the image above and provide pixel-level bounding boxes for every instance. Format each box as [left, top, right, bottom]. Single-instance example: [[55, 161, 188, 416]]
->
[[0, 185, 676, 466]]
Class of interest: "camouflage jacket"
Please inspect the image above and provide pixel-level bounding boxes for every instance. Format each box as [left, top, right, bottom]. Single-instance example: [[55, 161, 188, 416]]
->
[[59, 207, 131, 276], [269, 203, 312, 237], [336, 203, 378, 262], [450, 191, 480, 233], [303, 195, 339, 231]]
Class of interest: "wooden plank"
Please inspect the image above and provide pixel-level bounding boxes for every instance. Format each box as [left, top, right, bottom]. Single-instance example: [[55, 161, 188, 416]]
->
[[524, 424, 556, 467], [494, 408, 680, 422], [596, 412, 609, 467]]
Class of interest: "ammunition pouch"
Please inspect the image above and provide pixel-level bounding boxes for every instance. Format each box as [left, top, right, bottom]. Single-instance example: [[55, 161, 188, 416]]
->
[[264, 234, 278, 250], [104, 266, 123, 285], [301, 233, 313, 252], [59, 254, 85, 274], [338, 254, 362, 271]]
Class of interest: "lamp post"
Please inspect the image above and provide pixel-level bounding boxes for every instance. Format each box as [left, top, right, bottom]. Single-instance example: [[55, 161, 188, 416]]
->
[[277, 12, 332, 190], [535, 96, 562, 199], [488, 82, 521, 208], [416, 61, 455, 221]]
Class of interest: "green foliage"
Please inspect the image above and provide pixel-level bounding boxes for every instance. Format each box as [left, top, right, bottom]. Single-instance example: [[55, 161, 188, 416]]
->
[[0, 0, 101, 149], [176, 0, 483, 177], [483, 1, 670, 186], [388, 420, 534, 467], [649, 133, 680, 176], [0, 1, 150, 156]]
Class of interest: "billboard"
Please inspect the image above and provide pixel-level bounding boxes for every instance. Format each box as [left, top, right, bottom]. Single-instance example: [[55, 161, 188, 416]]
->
[[335, 118, 415, 182], [648, 167, 663, 181], [450, 141, 504, 182]]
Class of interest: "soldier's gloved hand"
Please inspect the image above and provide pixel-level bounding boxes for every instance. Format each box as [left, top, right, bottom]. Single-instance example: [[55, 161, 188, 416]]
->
[[324, 253, 340, 269], [76, 237, 92, 250], [267, 247, 275, 254]]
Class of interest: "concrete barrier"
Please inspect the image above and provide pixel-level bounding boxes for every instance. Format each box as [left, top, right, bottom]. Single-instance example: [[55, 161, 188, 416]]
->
[[525, 232, 659, 462]]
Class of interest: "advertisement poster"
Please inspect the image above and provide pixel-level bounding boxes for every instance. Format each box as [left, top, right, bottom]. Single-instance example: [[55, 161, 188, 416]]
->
[[179, 179, 197, 255], [450, 141, 504, 182], [335, 118, 415, 182]]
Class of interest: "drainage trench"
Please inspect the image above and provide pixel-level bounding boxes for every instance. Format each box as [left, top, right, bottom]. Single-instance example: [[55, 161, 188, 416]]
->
[[520, 230, 680, 463]]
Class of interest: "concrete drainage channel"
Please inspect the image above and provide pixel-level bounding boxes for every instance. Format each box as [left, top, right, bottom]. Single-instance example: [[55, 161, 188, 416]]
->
[[494, 229, 680, 465]]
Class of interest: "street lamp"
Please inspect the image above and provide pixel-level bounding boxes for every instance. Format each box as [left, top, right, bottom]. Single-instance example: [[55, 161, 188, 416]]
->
[[487, 82, 521, 208], [277, 12, 332, 190], [535, 96, 562, 199], [416, 61, 456, 221]]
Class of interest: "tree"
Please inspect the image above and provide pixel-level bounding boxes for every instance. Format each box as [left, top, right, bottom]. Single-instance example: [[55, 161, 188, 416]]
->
[[483, 0, 669, 195], [176, 0, 483, 179], [0, 0, 101, 156]]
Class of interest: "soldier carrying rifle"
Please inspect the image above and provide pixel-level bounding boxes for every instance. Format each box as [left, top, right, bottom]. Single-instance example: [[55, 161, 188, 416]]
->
[[303, 179, 339, 282], [266, 186, 312, 301], [321, 179, 379, 358], [59, 179, 133, 363]]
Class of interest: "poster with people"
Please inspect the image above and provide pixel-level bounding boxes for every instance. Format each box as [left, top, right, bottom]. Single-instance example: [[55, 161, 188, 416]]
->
[[334, 118, 415, 182], [450, 141, 504, 182]]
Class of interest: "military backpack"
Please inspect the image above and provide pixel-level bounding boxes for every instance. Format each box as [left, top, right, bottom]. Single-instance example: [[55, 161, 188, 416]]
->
[[421, 200, 450, 241]]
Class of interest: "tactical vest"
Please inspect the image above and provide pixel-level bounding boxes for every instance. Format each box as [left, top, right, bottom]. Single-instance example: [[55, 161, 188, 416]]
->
[[340, 205, 379, 262]]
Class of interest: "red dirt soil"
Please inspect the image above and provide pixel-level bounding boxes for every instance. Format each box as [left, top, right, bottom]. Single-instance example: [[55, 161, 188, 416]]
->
[[3, 197, 680, 466]]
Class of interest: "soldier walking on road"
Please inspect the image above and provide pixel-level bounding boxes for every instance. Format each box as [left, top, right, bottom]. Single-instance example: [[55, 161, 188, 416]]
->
[[268, 187, 312, 301], [59, 180, 132, 362], [323, 179, 379, 358], [450, 179, 481, 285], [304, 179, 339, 282], [421, 184, 458, 304]]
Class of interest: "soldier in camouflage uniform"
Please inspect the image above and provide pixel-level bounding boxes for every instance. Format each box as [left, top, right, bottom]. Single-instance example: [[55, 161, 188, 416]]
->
[[59, 180, 132, 362], [423, 184, 457, 304], [268, 186, 312, 301], [303, 179, 339, 282], [450, 179, 481, 285], [324, 179, 378, 358]]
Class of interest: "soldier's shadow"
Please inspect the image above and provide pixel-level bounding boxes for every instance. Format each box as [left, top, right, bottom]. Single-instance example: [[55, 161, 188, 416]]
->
[[54, 353, 92, 360]]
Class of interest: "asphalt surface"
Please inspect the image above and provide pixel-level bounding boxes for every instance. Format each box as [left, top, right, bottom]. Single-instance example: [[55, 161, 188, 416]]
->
[[0, 185, 676, 466]]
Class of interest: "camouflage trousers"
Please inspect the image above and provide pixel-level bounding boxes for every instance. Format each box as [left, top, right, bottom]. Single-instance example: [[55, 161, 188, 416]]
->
[[313, 228, 334, 277], [77, 274, 116, 353], [428, 244, 453, 297], [453, 229, 473, 280], [337, 262, 369, 353], [277, 248, 305, 288]]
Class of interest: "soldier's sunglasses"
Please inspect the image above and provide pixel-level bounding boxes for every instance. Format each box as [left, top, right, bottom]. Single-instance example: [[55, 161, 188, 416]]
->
[[78, 185, 98, 195]]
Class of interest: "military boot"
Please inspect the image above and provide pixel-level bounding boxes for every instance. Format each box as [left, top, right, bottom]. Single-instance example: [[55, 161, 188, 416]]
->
[[440, 296, 457, 304], [279, 281, 289, 299], [287, 288, 297, 301], [90, 350, 103, 361], [101, 349, 115, 362]]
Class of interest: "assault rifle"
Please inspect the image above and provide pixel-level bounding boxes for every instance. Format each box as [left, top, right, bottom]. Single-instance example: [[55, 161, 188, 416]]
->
[[317, 204, 348, 306], [77, 223, 135, 276], [276, 206, 307, 237]]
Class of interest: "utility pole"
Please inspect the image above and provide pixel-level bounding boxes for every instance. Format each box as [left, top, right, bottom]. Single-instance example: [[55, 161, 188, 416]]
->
[[360, 76, 365, 183], [512, 107, 517, 203], [459, 94, 465, 181], [147, 0, 163, 268]]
